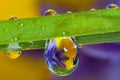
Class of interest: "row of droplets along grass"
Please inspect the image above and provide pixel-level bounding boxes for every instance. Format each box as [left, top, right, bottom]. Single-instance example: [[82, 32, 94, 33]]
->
[[0, 3, 119, 59]]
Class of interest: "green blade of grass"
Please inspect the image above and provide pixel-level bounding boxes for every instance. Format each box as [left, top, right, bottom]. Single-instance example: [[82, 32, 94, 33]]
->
[[0, 8, 120, 50]]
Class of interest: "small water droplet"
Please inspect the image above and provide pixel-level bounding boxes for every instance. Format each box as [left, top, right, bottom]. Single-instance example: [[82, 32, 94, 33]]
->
[[6, 43, 22, 59], [106, 3, 118, 9], [17, 22, 24, 27], [45, 37, 79, 76], [78, 43, 83, 48], [90, 8, 96, 11], [62, 31, 66, 35], [66, 11, 72, 13], [6, 50, 22, 59], [43, 9, 57, 16], [9, 16, 18, 20], [38, 33, 43, 36], [10, 37, 18, 41]]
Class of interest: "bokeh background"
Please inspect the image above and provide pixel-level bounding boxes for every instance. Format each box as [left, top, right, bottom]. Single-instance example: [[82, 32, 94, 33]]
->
[[0, 0, 120, 80]]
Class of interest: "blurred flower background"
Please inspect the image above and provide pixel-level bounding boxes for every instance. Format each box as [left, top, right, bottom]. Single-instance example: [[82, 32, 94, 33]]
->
[[0, 0, 120, 80]]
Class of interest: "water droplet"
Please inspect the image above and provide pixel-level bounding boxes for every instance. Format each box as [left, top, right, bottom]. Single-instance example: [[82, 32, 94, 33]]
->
[[20, 23, 24, 26], [6, 43, 22, 59], [6, 50, 22, 59], [78, 43, 83, 48], [10, 37, 18, 41], [106, 3, 118, 9], [9, 16, 18, 20], [66, 11, 72, 13], [43, 9, 57, 16], [38, 33, 43, 36], [62, 31, 66, 35], [45, 37, 79, 76], [90, 8, 96, 11], [17, 22, 24, 27]]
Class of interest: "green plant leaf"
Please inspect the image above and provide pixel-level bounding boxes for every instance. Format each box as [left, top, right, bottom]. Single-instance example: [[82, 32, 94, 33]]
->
[[0, 8, 120, 50]]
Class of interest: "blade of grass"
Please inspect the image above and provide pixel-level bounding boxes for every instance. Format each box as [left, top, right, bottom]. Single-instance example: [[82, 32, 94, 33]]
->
[[0, 8, 120, 50]]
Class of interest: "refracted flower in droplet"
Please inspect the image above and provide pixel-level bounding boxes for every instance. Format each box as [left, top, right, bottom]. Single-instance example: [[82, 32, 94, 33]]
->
[[106, 3, 118, 9], [6, 43, 22, 59], [45, 37, 79, 76]]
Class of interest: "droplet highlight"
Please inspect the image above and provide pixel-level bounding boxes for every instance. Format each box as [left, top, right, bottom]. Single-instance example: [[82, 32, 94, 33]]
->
[[45, 37, 79, 76], [106, 3, 118, 9]]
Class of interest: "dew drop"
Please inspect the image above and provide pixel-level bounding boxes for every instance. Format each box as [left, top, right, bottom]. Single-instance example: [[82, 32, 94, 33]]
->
[[62, 31, 66, 35], [106, 3, 118, 9], [6, 50, 22, 59], [10, 37, 18, 41], [78, 43, 83, 48], [45, 37, 79, 76], [66, 11, 72, 13], [90, 8, 96, 11], [43, 9, 57, 16], [9, 16, 18, 20], [17, 22, 24, 27], [38, 33, 43, 36], [6, 43, 22, 59]]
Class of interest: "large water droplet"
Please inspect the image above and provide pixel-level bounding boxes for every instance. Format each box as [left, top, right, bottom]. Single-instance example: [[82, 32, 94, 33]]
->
[[106, 3, 118, 9], [6, 43, 22, 59], [45, 37, 79, 76]]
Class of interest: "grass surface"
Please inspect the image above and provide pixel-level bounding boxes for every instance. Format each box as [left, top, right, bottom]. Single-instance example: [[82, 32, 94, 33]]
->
[[0, 8, 120, 50]]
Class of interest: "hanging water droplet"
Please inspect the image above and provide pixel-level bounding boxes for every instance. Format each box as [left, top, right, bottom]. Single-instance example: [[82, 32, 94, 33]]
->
[[78, 43, 83, 48], [43, 9, 57, 16], [6, 50, 22, 59], [9, 16, 18, 20], [45, 37, 79, 76], [106, 3, 118, 9], [6, 43, 22, 59]]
